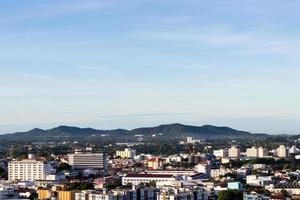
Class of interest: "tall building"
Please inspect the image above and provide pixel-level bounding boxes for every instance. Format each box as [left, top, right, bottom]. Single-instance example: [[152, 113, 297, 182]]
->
[[277, 145, 288, 158], [246, 147, 258, 158], [8, 154, 51, 181], [258, 147, 268, 158], [68, 152, 106, 170], [228, 146, 240, 158], [116, 148, 136, 159]]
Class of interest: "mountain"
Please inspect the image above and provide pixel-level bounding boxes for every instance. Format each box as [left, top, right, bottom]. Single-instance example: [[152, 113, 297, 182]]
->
[[0, 123, 264, 140], [128, 123, 252, 138]]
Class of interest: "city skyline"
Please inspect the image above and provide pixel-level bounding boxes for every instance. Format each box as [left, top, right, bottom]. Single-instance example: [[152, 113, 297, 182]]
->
[[1, 0, 300, 134]]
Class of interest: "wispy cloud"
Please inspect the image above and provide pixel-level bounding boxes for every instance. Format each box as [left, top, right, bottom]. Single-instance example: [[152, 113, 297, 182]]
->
[[0, 0, 114, 23], [133, 25, 300, 57]]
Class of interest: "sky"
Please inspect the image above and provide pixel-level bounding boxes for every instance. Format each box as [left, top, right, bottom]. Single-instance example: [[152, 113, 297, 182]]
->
[[1, 0, 300, 134]]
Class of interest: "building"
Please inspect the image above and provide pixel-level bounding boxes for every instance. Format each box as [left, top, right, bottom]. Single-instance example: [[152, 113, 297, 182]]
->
[[186, 137, 193, 144], [38, 189, 52, 199], [243, 192, 269, 200], [186, 137, 201, 144], [289, 145, 299, 154], [210, 167, 227, 179], [147, 157, 163, 170], [277, 145, 288, 158], [246, 147, 258, 158], [246, 175, 272, 187], [8, 155, 51, 181], [157, 187, 207, 200], [58, 191, 75, 200], [194, 163, 210, 175], [266, 183, 300, 195], [68, 152, 106, 170], [122, 173, 176, 186], [146, 169, 196, 176], [253, 164, 266, 170], [116, 148, 136, 159], [75, 187, 155, 200], [213, 149, 228, 158], [228, 146, 240, 158], [227, 182, 242, 190], [258, 147, 268, 158]]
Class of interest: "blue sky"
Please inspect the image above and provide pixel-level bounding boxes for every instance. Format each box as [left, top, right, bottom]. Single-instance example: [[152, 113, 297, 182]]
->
[[1, 0, 300, 134]]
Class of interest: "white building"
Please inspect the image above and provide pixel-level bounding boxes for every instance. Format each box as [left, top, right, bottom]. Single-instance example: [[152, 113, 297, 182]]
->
[[213, 149, 228, 158], [68, 152, 106, 170], [258, 147, 268, 158], [194, 163, 211, 175], [253, 164, 266, 170], [277, 145, 288, 158], [228, 146, 240, 158], [186, 137, 193, 144], [146, 169, 196, 176], [116, 148, 136, 159], [246, 175, 272, 187], [8, 155, 51, 181], [186, 137, 201, 144], [157, 187, 207, 200], [122, 173, 176, 186], [210, 168, 227, 179], [246, 147, 258, 158], [289, 145, 299, 154]]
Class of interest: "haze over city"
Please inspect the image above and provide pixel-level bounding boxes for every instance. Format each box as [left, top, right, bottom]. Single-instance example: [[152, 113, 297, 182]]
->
[[1, 0, 300, 134]]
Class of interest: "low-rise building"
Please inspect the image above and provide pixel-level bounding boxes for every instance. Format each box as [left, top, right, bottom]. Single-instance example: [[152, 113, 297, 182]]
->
[[228, 146, 240, 158], [116, 148, 136, 159], [213, 149, 228, 158], [246, 147, 258, 158], [147, 158, 163, 170], [122, 173, 176, 186]]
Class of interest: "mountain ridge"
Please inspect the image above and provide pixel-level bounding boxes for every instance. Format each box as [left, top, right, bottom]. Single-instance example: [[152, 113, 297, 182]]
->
[[0, 123, 267, 140]]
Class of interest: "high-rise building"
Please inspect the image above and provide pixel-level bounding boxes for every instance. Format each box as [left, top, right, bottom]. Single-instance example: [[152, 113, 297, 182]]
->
[[8, 154, 51, 181], [68, 152, 106, 170], [258, 147, 268, 158], [228, 146, 240, 158], [246, 147, 258, 158], [277, 145, 288, 158], [116, 148, 136, 159]]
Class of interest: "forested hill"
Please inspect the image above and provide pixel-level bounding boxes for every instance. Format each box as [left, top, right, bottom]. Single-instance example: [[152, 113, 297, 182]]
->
[[0, 123, 266, 140]]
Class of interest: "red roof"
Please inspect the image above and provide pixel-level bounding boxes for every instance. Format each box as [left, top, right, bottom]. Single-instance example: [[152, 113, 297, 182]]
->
[[148, 158, 160, 162]]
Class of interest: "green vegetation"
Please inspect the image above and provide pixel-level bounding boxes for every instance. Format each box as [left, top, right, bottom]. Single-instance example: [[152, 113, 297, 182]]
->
[[69, 182, 94, 190], [0, 167, 7, 179], [217, 190, 243, 200]]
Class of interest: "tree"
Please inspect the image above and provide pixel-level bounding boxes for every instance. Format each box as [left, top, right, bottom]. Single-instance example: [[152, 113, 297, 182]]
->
[[217, 190, 243, 200], [57, 163, 71, 171]]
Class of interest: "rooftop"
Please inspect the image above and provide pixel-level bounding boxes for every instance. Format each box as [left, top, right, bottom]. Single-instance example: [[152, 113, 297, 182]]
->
[[125, 173, 173, 178]]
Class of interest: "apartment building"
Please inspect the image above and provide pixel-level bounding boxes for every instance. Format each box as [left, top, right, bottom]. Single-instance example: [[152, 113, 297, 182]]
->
[[8, 155, 51, 181], [68, 152, 106, 170]]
